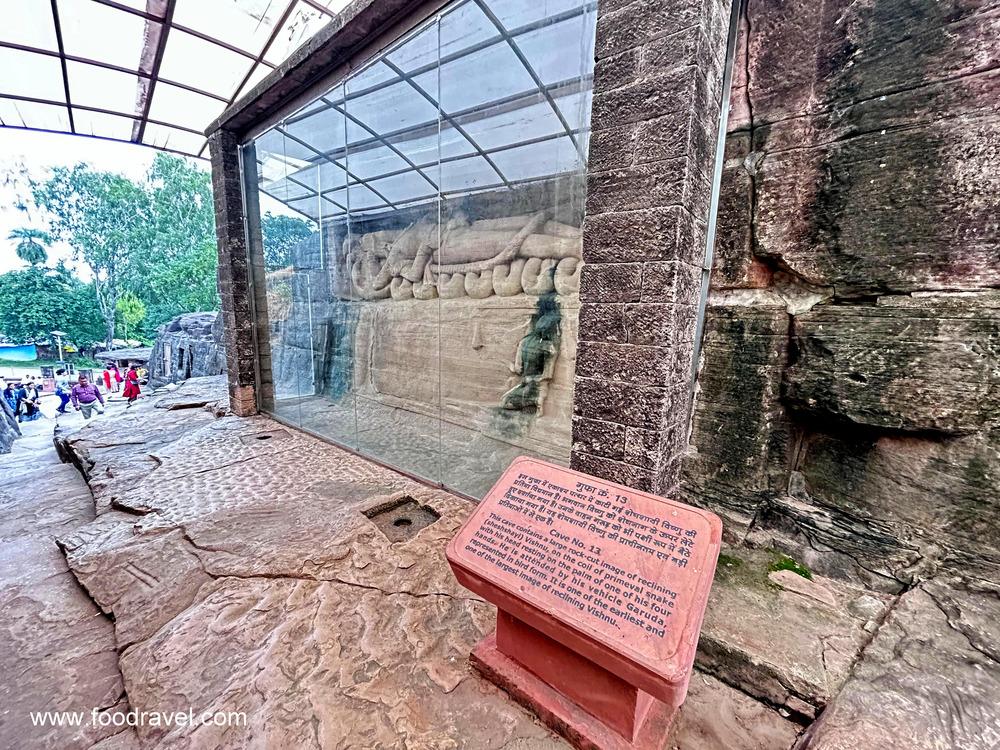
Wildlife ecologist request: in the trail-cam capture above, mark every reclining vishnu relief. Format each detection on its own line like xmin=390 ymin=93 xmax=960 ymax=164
xmin=343 ymin=210 xmax=583 ymax=301
xmin=263 ymin=201 xmax=583 ymax=484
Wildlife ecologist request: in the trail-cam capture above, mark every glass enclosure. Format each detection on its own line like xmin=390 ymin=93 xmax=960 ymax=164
xmin=244 ymin=0 xmax=597 ymax=498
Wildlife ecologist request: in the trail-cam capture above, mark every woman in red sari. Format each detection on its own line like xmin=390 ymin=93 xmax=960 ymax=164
xmin=122 ymin=364 xmax=141 ymax=407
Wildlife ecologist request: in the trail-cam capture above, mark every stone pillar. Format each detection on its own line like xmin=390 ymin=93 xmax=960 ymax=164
xmin=208 ymin=129 xmax=259 ymax=417
xmin=571 ymin=0 xmax=734 ymax=494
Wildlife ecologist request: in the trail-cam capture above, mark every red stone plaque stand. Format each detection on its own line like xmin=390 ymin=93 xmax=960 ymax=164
xmin=446 ymin=457 xmax=722 ymax=749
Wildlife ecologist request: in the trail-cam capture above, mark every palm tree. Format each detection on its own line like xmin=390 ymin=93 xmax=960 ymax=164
xmin=8 ymin=227 xmax=51 ymax=266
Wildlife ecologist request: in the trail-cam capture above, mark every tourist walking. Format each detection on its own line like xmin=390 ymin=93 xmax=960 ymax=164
xmin=102 ymin=367 xmax=113 ymax=394
xmin=123 ymin=364 xmax=141 ymax=407
xmin=112 ymin=365 xmax=123 ymax=393
xmin=71 ymin=373 xmax=105 ymax=420
xmin=55 ymin=368 xmax=71 ymax=414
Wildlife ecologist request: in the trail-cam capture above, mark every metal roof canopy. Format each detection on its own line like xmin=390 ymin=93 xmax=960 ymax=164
xmin=0 ymin=0 xmax=350 ymax=158
xmin=241 ymin=0 xmax=598 ymax=223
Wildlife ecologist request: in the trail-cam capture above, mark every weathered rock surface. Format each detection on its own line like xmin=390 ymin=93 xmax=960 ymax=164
xmin=670 ymin=671 xmax=800 ymax=750
xmin=683 ymin=302 xmax=791 ymax=537
xmin=148 ymin=312 xmax=226 ymax=388
xmin=796 ymin=577 xmax=1000 ymax=750
xmin=696 ymin=547 xmax=892 ymax=719
xmin=747 ymin=0 xmax=1000 ymax=295
xmin=0 ymin=422 xmax=128 ymax=749
xmin=784 ymin=293 xmax=1000 ymax=434
xmin=0 ymin=396 xmax=19 ymax=454
xmin=52 ymin=377 xmax=806 ymax=749
xmin=56 ymin=398 xmax=217 ymax=514
xmin=747 ymin=494 xmax=918 ymax=595
xmin=152 ymin=374 xmax=229 ymax=411
xmin=792 ymin=428 xmax=1000 ymax=583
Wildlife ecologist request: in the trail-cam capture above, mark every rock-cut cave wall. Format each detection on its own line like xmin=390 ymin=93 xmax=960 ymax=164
xmin=682 ymin=0 xmax=1000 ymax=591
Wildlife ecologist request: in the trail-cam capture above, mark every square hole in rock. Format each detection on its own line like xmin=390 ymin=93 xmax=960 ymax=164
xmin=363 ymin=497 xmax=441 ymax=543
xmin=239 ymin=428 xmax=291 ymax=445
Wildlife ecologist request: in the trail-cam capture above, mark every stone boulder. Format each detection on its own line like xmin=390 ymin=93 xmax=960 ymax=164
xmin=0 ymin=397 xmax=20 ymax=454
xmin=148 ymin=311 xmax=226 ymax=387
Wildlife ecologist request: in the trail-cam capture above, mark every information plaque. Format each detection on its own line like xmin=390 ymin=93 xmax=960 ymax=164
xmin=447 ymin=457 xmax=721 ymax=749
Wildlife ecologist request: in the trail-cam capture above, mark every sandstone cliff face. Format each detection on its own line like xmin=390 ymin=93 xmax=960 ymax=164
xmin=683 ymin=0 xmax=1000 ymax=591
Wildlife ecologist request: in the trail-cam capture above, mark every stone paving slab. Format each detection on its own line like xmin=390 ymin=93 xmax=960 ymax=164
xmin=0 ymin=418 xmax=130 ymax=750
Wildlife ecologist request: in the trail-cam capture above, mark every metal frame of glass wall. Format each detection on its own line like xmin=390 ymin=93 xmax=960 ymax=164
xmin=242 ymin=0 xmax=597 ymax=498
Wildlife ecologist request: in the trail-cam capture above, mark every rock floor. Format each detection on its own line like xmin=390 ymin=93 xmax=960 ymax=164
xmin=3 ymin=375 xmax=997 ymax=748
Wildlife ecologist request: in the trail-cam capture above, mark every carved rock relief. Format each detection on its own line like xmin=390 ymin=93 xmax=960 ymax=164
xmin=342 ymin=210 xmax=583 ymax=301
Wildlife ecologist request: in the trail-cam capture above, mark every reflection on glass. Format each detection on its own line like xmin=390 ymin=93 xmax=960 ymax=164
xmin=245 ymin=0 xmax=596 ymax=498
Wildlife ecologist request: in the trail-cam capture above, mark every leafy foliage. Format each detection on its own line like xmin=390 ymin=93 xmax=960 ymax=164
xmin=115 ymin=291 xmax=146 ymax=342
xmin=261 ymin=212 xmax=314 ymax=269
xmin=28 ymin=154 xmax=220 ymax=346
xmin=7 ymin=227 xmax=51 ymax=266
xmin=0 ymin=265 xmax=104 ymax=348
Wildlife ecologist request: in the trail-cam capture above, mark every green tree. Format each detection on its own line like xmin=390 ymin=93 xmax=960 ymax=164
xmin=32 ymin=165 xmax=152 ymax=349
xmin=261 ymin=212 xmax=314 ymax=269
xmin=130 ymin=155 xmax=219 ymax=333
xmin=115 ymin=291 xmax=146 ymax=343
xmin=7 ymin=227 xmax=51 ymax=266
xmin=0 ymin=266 xmax=104 ymax=347
xmin=29 ymin=155 xmax=221 ymax=346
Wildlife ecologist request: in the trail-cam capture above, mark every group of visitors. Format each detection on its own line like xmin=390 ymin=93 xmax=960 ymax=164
xmin=2 ymin=363 xmax=143 ymax=423
xmin=2 ymin=375 xmax=43 ymax=422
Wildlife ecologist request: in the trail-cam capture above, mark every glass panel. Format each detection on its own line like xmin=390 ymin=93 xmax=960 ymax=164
xmin=0 ymin=98 xmax=70 ymax=131
xmin=72 ymin=108 xmax=136 ymax=140
xmin=0 ymin=48 xmax=66 ymax=102
xmin=438 ymin=42 xmax=535 ymax=114
xmin=147 ymin=82 xmax=226 ymax=131
xmin=66 ymin=61 xmax=140 ymax=115
xmin=6 ymin=0 xmax=57 ymax=52
xmin=435 ymin=0 xmax=589 ymax=497
xmin=141 ymin=123 xmax=205 ymax=155
xmin=59 ymin=0 xmax=151 ymax=70
xmin=245 ymin=0 xmax=595 ymax=498
xmin=157 ymin=29 xmax=254 ymax=97
xmin=344 ymin=20 xmax=441 ymax=484
xmin=263 ymin=1 xmax=331 ymax=65
xmin=172 ymin=0 xmax=288 ymax=56
xmin=489 ymin=135 xmax=583 ymax=182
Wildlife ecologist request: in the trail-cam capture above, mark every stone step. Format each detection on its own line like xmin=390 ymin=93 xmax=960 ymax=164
xmin=696 ymin=546 xmax=892 ymax=720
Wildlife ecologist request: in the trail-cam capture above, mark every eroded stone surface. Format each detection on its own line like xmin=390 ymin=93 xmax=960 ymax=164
xmin=0 ymin=421 xmax=128 ymax=749
xmin=754 ymin=424 xmax=998 ymax=594
xmin=670 ymin=671 xmax=800 ymax=750
xmin=152 ymin=374 xmax=229 ymax=411
xmin=55 ymin=378 xmax=807 ymax=749
xmin=784 ymin=294 xmax=1000 ymax=435
xmin=0 ymin=397 xmax=20 ymax=454
xmin=797 ymin=577 xmax=1000 ymax=750
xmin=696 ymin=547 xmax=892 ymax=718
xmin=683 ymin=302 xmax=791 ymax=538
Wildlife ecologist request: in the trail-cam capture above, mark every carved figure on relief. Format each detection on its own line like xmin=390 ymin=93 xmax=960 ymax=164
xmin=346 ymin=210 xmax=583 ymax=301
